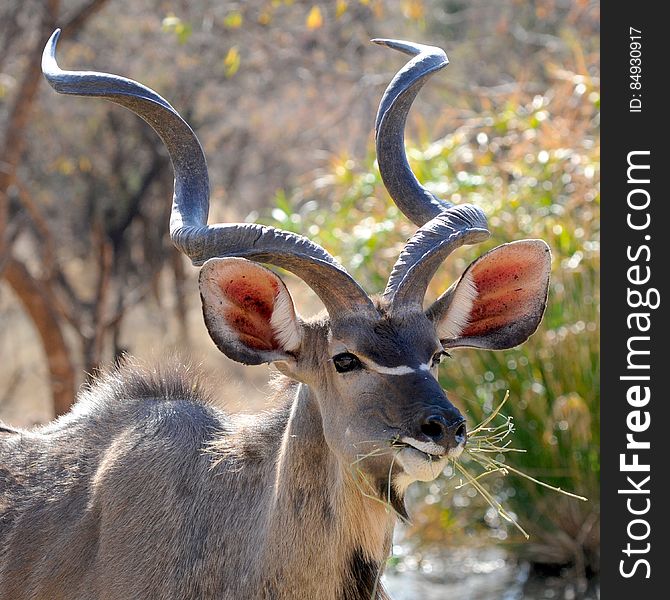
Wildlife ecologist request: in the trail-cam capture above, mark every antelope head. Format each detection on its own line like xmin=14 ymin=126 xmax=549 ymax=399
xmin=42 ymin=32 xmax=550 ymax=511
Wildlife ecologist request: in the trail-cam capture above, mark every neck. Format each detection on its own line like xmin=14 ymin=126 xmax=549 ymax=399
xmin=261 ymin=383 xmax=396 ymax=599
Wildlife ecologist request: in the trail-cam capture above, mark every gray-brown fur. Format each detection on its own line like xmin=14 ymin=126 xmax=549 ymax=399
xmin=1 ymin=359 xmax=395 ymax=599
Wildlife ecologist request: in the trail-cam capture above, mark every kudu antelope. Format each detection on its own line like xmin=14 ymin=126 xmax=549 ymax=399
xmin=0 ymin=31 xmax=551 ymax=599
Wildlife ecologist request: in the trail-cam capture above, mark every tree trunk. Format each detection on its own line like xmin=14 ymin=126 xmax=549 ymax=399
xmin=0 ymin=0 xmax=111 ymax=416
xmin=0 ymin=0 xmax=61 ymax=257
xmin=4 ymin=257 xmax=76 ymax=416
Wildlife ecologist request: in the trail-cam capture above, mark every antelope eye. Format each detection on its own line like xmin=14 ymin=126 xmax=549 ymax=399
xmin=431 ymin=351 xmax=450 ymax=368
xmin=333 ymin=352 xmax=362 ymax=373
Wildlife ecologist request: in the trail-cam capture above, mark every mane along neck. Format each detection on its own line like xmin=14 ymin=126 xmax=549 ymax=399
xmin=260 ymin=383 xmax=396 ymax=599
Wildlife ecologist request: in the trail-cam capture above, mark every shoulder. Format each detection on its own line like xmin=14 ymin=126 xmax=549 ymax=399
xmin=41 ymin=357 xmax=228 ymax=440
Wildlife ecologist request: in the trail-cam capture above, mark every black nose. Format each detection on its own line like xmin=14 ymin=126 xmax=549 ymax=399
xmin=420 ymin=414 xmax=467 ymax=449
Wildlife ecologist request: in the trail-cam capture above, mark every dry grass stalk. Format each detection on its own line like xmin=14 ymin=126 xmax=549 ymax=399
xmin=453 ymin=391 xmax=587 ymax=539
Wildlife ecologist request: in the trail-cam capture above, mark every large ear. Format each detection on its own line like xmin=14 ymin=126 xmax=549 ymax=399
xmin=199 ymin=257 xmax=302 ymax=365
xmin=426 ymin=240 xmax=551 ymax=350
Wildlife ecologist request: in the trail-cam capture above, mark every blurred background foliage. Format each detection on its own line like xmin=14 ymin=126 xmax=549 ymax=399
xmin=1 ymin=0 xmax=598 ymax=595
xmin=268 ymin=43 xmax=600 ymax=571
xmin=264 ymin=1 xmax=599 ymax=582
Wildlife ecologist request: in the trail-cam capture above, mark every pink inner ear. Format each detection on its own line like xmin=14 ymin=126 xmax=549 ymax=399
xmin=460 ymin=246 xmax=548 ymax=338
xmin=217 ymin=267 xmax=280 ymax=351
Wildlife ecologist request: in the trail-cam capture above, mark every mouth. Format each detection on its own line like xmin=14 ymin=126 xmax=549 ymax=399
xmin=395 ymin=435 xmax=465 ymax=460
xmin=391 ymin=436 xmax=465 ymax=490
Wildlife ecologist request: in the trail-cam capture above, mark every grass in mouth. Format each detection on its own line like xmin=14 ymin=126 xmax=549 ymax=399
xmin=454 ymin=391 xmax=588 ymax=539
xmin=349 ymin=393 xmax=588 ymax=540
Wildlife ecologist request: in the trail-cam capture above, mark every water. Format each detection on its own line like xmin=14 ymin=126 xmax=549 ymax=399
xmin=382 ymin=547 xmax=600 ymax=600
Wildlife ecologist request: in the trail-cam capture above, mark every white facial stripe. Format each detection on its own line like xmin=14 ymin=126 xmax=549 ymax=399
xmin=367 ymin=363 xmax=414 ymax=375
xmin=400 ymin=436 xmax=446 ymax=457
xmin=365 ymin=359 xmax=432 ymax=376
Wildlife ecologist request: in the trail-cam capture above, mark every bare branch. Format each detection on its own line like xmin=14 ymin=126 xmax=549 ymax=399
xmin=3 ymin=255 xmax=76 ymax=415
xmin=88 ymin=223 xmax=113 ymax=374
xmin=0 ymin=0 xmax=60 ymax=263
xmin=13 ymin=177 xmax=85 ymax=330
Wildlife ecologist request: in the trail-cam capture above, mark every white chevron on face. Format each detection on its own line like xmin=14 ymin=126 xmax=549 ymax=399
xmin=364 ymin=359 xmax=431 ymax=376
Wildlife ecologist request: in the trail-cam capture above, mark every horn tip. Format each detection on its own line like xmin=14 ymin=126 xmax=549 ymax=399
xmin=371 ymin=38 xmax=421 ymax=56
xmin=46 ymin=28 xmax=62 ymax=53
xmin=371 ymin=38 xmax=447 ymax=64
xmin=42 ymin=29 xmax=62 ymax=76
